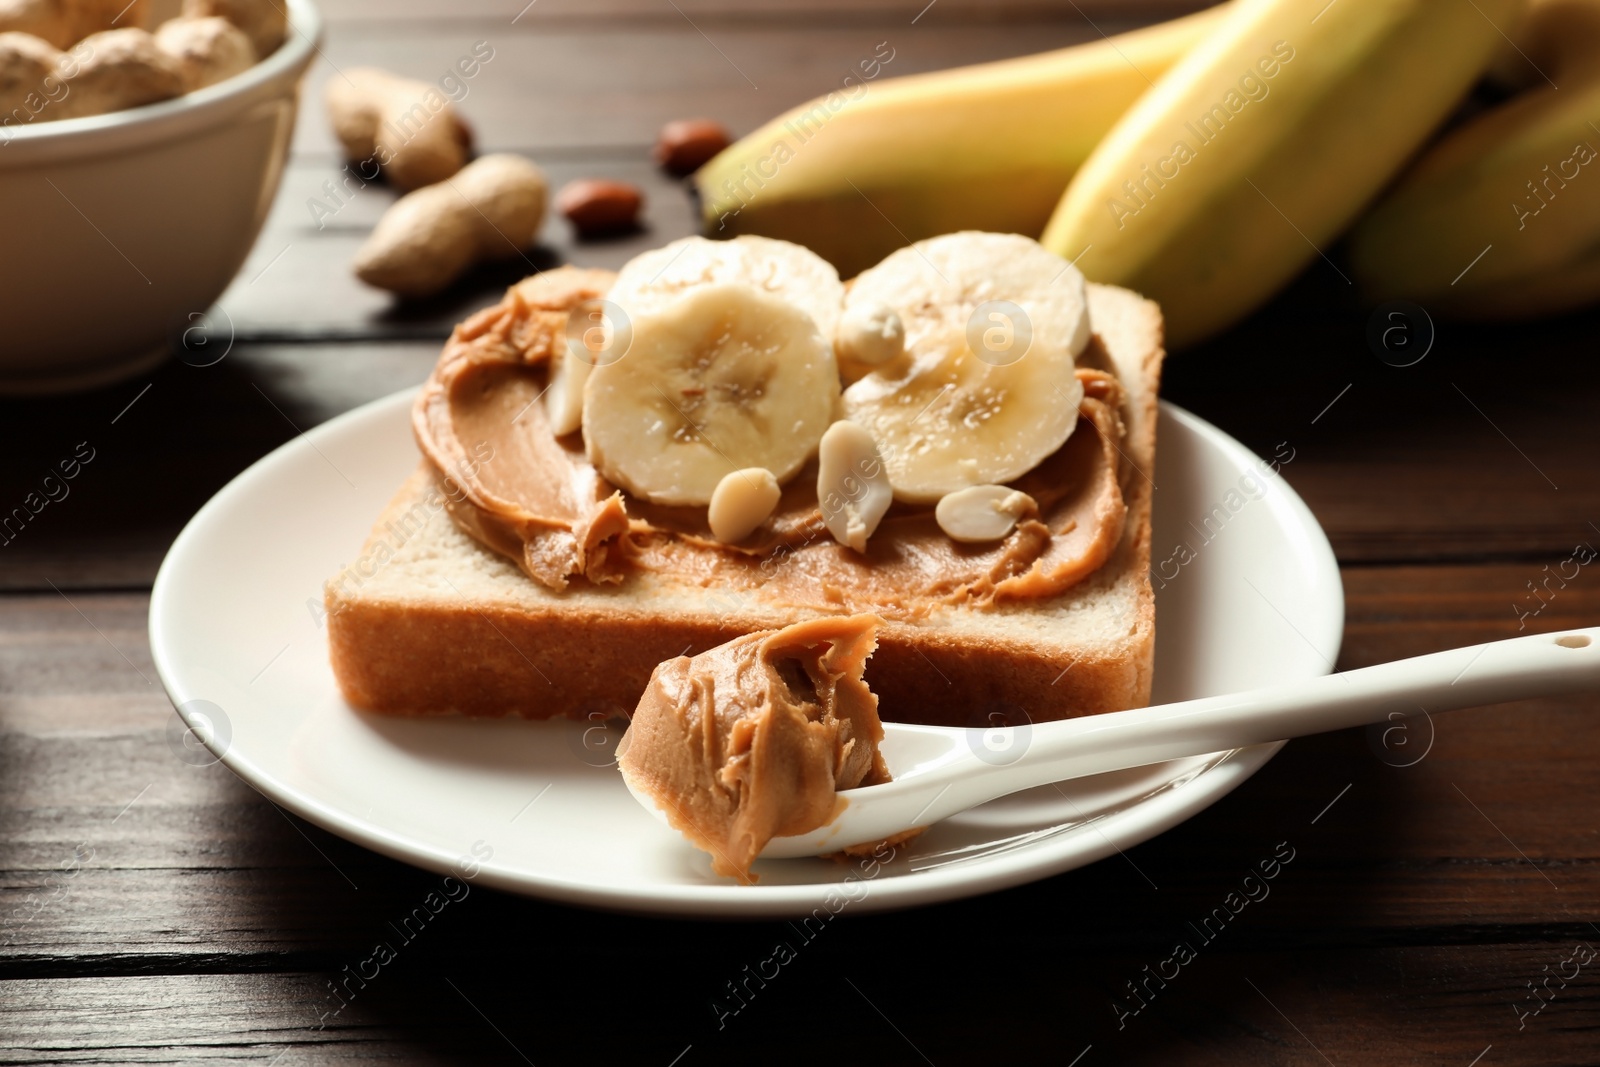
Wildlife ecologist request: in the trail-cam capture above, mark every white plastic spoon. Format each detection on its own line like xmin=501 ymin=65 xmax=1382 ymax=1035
xmin=623 ymin=627 xmax=1600 ymax=860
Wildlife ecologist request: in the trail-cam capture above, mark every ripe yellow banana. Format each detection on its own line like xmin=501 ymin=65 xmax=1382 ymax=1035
xmin=1348 ymin=0 xmax=1600 ymax=318
xmin=693 ymin=6 xmax=1228 ymax=278
xmin=1040 ymin=0 xmax=1518 ymax=348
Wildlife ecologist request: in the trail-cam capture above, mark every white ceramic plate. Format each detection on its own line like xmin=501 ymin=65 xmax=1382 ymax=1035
xmin=149 ymin=390 xmax=1342 ymax=917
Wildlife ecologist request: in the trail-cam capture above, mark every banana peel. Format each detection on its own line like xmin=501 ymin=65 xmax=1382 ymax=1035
xmin=1349 ymin=0 xmax=1600 ymax=319
xmin=1041 ymin=0 xmax=1519 ymax=348
xmin=693 ymin=6 xmax=1228 ymax=279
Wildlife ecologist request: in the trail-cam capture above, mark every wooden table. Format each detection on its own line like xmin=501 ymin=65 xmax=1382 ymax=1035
xmin=4 ymin=2 xmax=1598 ymax=1063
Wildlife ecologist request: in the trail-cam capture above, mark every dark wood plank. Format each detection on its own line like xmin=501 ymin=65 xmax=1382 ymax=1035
xmin=1167 ymin=269 xmax=1600 ymax=565
xmin=0 ymin=341 xmax=439 ymax=592
xmin=288 ymin=17 xmax=1128 ymax=159
xmin=0 ymin=973 xmax=526 ymax=1064
xmin=1 ymin=944 xmax=1596 ymax=1064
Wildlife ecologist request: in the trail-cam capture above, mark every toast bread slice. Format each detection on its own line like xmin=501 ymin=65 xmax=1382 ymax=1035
xmin=325 ymin=283 xmax=1163 ymax=728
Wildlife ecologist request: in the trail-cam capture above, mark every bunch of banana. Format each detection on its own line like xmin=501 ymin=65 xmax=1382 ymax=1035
xmin=1039 ymin=0 xmax=1519 ymax=347
xmin=1348 ymin=0 xmax=1600 ymax=319
xmin=693 ymin=6 xmax=1228 ymax=279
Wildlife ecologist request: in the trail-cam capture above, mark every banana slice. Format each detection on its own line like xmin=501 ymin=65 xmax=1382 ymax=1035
xmin=607 ymin=235 xmax=845 ymax=339
xmin=583 ymin=283 xmax=840 ymax=506
xmin=544 ymin=347 xmax=589 ymax=437
xmin=842 ymin=323 xmax=1084 ymax=504
xmin=846 ymin=231 xmax=1091 ymax=357
xmin=840 ymin=232 xmax=1089 ymax=504
xmin=545 ymin=299 xmax=631 ymax=436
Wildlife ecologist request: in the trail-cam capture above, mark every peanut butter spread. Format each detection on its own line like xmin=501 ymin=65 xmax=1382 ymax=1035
xmin=413 ymin=268 xmax=1131 ymax=621
xmin=617 ymin=614 xmax=889 ymax=882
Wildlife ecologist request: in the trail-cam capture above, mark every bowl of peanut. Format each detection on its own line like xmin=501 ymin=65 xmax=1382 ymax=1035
xmin=0 ymin=0 xmax=320 ymax=392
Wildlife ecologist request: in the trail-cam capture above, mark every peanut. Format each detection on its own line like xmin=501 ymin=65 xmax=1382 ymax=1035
xmin=834 ymin=300 xmax=904 ymax=373
xmin=353 ymin=153 xmax=548 ymax=299
xmin=326 ymin=66 xmax=473 ymax=192
xmin=0 ymin=0 xmax=150 ymax=49
xmin=555 ymin=178 xmax=642 ymax=238
xmin=0 ymin=0 xmax=70 ymax=48
xmin=708 ymin=468 xmax=781 ymax=544
xmin=816 ymin=421 xmax=892 ymax=552
xmin=934 ymin=485 xmax=1037 ymax=543
xmin=180 ymin=0 xmax=281 ymax=58
xmin=53 ymin=27 xmax=182 ymax=119
xmin=155 ymin=15 xmax=252 ymax=91
xmin=654 ymin=117 xmax=730 ymax=176
xmin=0 ymin=30 xmax=63 ymax=115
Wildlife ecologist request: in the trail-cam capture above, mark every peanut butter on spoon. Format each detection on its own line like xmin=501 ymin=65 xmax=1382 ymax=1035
xmin=618 ymin=614 xmax=891 ymax=883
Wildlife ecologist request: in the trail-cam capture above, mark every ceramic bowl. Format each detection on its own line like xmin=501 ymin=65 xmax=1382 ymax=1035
xmin=0 ymin=0 xmax=321 ymax=393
